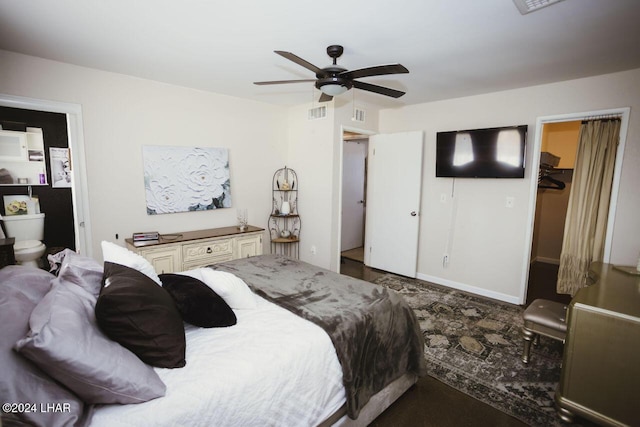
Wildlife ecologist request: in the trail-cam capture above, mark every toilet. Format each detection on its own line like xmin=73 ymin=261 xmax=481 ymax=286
xmin=2 ymin=213 xmax=46 ymax=268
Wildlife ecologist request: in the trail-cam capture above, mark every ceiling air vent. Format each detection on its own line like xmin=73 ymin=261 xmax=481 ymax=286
xmin=512 ymin=0 xmax=565 ymax=14
xmin=308 ymin=105 xmax=327 ymax=120
xmin=352 ymin=108 xmax=366 ymax=123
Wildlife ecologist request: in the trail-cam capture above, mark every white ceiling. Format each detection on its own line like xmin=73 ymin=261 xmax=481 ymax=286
xmin=1 ymin=0 xmax=640 ymax=108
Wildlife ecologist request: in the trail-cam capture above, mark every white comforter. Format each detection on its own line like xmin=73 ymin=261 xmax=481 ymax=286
xmin=90 ymin=294 xmax=346 ymax=427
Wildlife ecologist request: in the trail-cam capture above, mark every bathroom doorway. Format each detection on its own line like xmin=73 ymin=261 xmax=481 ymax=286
xmin=0 ymin=93 xmax=91 ymax=258
xmin=0 ymin=107 xmax=76 ymax=253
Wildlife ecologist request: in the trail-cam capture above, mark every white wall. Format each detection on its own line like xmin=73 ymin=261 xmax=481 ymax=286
xmin=0 ymin=50 xmax=288 ymax=259
xmin=285 ymin=97 xmax=380 ymax=270
xmin=285 ymin=103 xmax=336 ymax=268
xmin=379 ymin=68 xmax=640 ymax=303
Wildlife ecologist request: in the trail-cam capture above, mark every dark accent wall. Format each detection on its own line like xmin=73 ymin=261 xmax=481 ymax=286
xmin=0 ymin=107 xmax=75 ymax=250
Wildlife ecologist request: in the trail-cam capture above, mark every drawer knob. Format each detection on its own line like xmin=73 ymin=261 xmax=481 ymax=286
xmin=206 ymin=247 xmax=212 ymax=254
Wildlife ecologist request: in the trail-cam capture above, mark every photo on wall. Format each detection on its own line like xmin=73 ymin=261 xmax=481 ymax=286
xmin=50 ymin=147 xmax=72 ymax=188
xmin=142 ymin=145 xmax=231 ymax=215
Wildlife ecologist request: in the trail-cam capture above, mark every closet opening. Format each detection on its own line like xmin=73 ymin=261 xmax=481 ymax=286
xmin=527 ymin=121 xmax=578 ymax=305
xmin=524 ymin=108 xmax=628 ymax=305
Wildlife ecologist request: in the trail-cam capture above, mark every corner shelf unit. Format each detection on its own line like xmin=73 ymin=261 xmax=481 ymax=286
xmin=269 ymin=166 xmax=300 ymax=258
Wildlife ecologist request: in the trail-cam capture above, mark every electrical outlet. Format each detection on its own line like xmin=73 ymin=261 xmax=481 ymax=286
xmin=310 ymin=245 xmax=317 ymax=255
xmin=443 ymin=254 xmax=449 ymax=266
xmin=440 ymin=193 xmax=447 ymax=203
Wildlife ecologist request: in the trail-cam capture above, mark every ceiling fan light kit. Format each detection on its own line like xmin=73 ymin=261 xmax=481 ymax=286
xmin=254 ymin=45 xmax=409 ymax=102
xmin=317 ymin=78 xmax=352 ymax=96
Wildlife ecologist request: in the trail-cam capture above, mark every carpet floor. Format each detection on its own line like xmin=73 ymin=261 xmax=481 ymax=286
xmin=372 ymin=273 xmax=586 ymax=427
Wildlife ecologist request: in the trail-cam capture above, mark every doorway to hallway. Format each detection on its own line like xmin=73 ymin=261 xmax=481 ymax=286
xmin=340 ymin=131 xmax=368 ymax=265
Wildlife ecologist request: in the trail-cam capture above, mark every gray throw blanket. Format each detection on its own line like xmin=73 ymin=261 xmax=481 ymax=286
xmin=213 ymin=254 xmax=426 ymax=419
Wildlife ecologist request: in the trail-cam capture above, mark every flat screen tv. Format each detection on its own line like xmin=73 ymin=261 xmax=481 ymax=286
xmin=436 ymin=125 xmax=527 ymax=178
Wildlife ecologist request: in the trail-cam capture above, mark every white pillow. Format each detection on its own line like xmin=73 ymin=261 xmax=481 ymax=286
xmin=176 ymin=268 xmax=205 ymax=282
xmin=199 ymin=269 xmax=257 ymax=309
xmin=101 ymin=241 xmax=161 ymax=286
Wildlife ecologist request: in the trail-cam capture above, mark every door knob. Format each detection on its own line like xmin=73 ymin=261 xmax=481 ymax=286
xmin=410 ymin=211 xmax=417 ymax=216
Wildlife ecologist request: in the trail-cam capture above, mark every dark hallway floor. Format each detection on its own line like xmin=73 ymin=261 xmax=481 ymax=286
xmin=525 ymin=261 xmax=572 ymax=306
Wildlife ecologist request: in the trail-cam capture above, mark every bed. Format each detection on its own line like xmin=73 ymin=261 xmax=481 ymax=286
xmin=0 ymin=249 xmax=425 ymax=427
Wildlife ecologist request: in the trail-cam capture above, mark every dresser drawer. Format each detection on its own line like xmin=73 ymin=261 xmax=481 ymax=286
xmin=183 ymin=254 xmax=235 ymax=271
xmin=182 ymin=238 xmax=233 ymax=263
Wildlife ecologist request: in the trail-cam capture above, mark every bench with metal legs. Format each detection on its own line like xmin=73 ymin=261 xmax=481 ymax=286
xmin=522 ymin=299 xmax=567 ymax=364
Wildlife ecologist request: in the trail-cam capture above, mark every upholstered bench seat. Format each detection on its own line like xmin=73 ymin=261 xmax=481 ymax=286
xmin=521 ymin=298 xmax=567 ymax=364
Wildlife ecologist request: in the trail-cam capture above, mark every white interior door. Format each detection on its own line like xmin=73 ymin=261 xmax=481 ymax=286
xmin=341 ymin=140 xmax=367 ymax=251
xmin=364 ymin=131 xmax=423 ymax=278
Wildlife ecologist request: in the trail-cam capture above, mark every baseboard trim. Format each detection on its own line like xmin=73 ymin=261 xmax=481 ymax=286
xmin=532 ymin=256 xmax=560 ymax=265
xmin=416 ymin=273 xmax=521 ymax=305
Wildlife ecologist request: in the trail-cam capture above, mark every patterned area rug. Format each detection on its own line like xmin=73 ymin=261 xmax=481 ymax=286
xmin=373 ymin=274 xmax=582 ymax=427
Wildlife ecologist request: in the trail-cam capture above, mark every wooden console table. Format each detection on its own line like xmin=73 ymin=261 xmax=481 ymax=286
xmin=555 ymin=262 xmax=640 ymax=426
xmin=125 ymin=225 xmax=264 ymax=274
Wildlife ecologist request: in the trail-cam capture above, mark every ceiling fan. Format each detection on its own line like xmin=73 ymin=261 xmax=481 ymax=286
xmin=254 ymin=45 xmax=409 ymax=102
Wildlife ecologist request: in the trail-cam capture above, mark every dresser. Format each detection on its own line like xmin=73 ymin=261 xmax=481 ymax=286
xmin=555 ymin=262 xmax=640 ymax=426
xmin=125 ymin=226 xmax=264 ymax=274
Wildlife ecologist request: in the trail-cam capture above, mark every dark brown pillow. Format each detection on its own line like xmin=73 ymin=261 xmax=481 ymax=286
xmin=96 ymin=262 xmax=186 ymax=368
xmin=159 ymin=274 xmax=237 ymax=328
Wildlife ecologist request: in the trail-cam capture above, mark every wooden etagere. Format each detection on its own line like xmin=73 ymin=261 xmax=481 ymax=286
xmin=269 ymin=166 xmax=300 ymax=258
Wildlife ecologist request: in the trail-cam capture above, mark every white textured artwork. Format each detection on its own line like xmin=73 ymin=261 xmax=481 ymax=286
xmin=143 ymin=146 xmax=231 ymax=215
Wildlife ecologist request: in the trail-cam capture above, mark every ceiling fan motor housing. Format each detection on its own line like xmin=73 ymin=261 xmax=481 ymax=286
xmin=326 ymin=45 xmax=344 ymax=62
xmin=315 ymin=65 xmax=352 ymax=91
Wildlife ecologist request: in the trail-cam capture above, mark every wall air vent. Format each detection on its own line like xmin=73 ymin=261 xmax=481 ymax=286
xmin=308 ymin=105 xmax=327 ymax=120
xmin=352 ymin=108 xmax=366 ymax=123
xmin=512 ymin=0 xmax=565 ymax=14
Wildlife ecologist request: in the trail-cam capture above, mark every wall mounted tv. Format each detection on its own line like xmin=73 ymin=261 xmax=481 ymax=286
xmin=436 ymin=125 xmax=527 ymax=178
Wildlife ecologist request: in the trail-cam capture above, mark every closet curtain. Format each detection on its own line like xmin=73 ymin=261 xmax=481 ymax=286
xmin=557 ymin=119 xmax=620 ymax=296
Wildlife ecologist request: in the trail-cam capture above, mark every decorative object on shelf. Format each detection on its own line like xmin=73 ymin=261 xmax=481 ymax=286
xmin=142 ymin=145 xmax=231 ymax=215
xmin=236 ymin=208 xmax=248 ymax=232
xmin=269 ymin=166 xmax=300 ymax=259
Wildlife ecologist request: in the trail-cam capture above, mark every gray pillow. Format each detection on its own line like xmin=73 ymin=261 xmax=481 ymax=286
xmin=15 ymin=280 xmax=166 ymax=404
xmin=0 ymin=266 xmax=92 ymax=427
xmin=49 ymin=248 xmax=104 ymax=297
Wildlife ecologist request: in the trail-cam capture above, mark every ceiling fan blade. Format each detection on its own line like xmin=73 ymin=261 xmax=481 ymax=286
xmin=254 ymin=79 xmax=316 ymax=85
xmin=353 ymin=80 xmax=406 ymax=98
xmin=341 ymin=64 xmax=409 ymax=80
xmin=319 ymin=93 xmax=333 ymax=103
xmin=275 ymin=51 xmax=323 ymax=74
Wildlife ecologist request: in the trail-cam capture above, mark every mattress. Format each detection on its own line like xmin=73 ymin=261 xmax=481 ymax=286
xmin=89 ymin=294 xmax=346 ymax=427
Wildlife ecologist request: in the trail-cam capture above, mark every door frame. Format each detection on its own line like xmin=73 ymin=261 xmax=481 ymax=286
xmin=0 ymin=93 xmax=92 ymax=256
xmin=336 ymin=125 xmax=376 ymax=273
xmin=520 ymin=107 xmax=630 ymax=303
